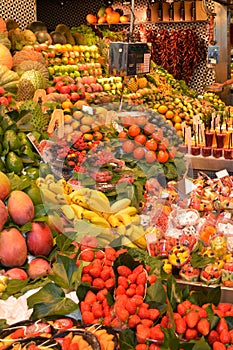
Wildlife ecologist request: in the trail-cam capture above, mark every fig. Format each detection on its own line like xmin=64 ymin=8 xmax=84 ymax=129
xmin=5 ymin=267 xmax=28 ymax=280
xmin=0 ymin=200 xmax=8 ymax=231
xmin=8 ymin=190 xmax=34 ymax=225
xmin=26 ymin=222 xmax=54 ymax=256
xmin=27 ymin=257 xmax=51 ymax=279
xmin=0 ymin=171 xmax=11 ymax=201
xmin=0 ymin=228 xmax=27 ymax=267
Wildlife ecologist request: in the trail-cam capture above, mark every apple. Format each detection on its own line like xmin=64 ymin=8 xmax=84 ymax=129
xmin=0 ymin=87 xmax=5 ymax=95
xmin=60 ymin=85 xmax=71 ymax=94
xmin=68 ymin=83 xmax=78 ymax=92
xmin=70 ymin=92 xmax=80 ymax=101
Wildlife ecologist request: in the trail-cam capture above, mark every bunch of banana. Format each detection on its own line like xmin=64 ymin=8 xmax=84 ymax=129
xmin=0 ymin=275 xmax=8 ymax=295
xmin=35 ymin=174 xmax=73 ymax=205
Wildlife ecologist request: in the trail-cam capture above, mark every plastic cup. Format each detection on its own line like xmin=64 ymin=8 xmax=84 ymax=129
xmin=224 ymin=148 xmax=233 ymax=159
xmin=205 ymin=131 xmax=214 ymax=147
xmin=191 ymin=146 xmax=200 ymax=156
xmin=202 ymin=146 xmax=212 ymax=157
xmin=216 ymin=133 xmax=226 ymax=149
xmin=213 ymin=147 xmax=222 ymax=158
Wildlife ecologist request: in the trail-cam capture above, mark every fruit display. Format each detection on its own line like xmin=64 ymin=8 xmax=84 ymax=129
xmin=86 ymin=6 xmax=129 ymax=25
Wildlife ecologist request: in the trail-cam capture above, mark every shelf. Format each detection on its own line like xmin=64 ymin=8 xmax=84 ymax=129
xmin=185 ymin=154 xmax=233 ymax=172
xmin=93 ymin=20 xmax=208 ymax=26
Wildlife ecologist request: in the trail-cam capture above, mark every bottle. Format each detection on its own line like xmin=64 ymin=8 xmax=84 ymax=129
xmin=146 ymin=2 xmax=152 ymax=21
xmin=158 ymin=1 xmax=163 ymax=21
xmin=191 ymin=1 xmax=196 ymax=21
xmin=180 ymin=0 xmax=185 ymax=21
xmin=169 ymin=2 xmax=174 ymax=21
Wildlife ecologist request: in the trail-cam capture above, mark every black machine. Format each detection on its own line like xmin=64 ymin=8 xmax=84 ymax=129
xmin=109 ymin=42 xmax=151 ymax=76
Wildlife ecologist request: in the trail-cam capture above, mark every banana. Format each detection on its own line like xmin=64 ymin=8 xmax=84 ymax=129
xmin=60 ymin=204 xmax=75 ymax=220
xmin=70 ymin=188 xmax=92 ymax=199
xmin=70 ymin=204 xmax=85 ymax=219
xmin=71 ymin=194 xmax=89 ymax=209
xmin=56 ymin=193 xmax=70 ymax=205
xmin=64 ymin=182 xmax=73 ymax=195
xmin=91 ymin=189 xmax=109 ymax=203
xmin=40 ymin=188 xmax=58 ymax=204
xmin=117 ymin=226 xmax=127 ymax=235
xmin=90 ymin=216 xmax=111 ymax=228
xmin=44 ymin=174 xmax=55 ymax=184
xmin=108 ymin=214 xmax=123 ymax=228
xmin=121 ymin=236 xmax=138 ymax=248
xmin=110 ymin=198 xmax=131 ymax=213
xmin=115 ymin=213 xmax=132 ymax=226
xmin=35 ymin=177 xmax=46 ymax=187
xmin=48 ymin=182 xmax=65 ymax=195
xmin=97 ymin=237 xmax=112 ymax=247
xmin=117 ymin=206 xmax=138 ymax=216
xmin=130 ymin=214 xmax=141 ymax=225
xmin=132 ymin=235 xmax=147 ymax=249
xmin=88 ymin=197 xmax=111 ymax=213
xmin=83 ymin=209 xmax=102 ymax=221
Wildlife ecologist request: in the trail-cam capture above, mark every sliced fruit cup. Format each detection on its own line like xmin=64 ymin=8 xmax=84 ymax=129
xmin=84 ymin=324 xmax=118 ymax=350
xmin=44 ymin=316 xmax=78 ymax=333
xmin=168 ymin=245 xmax=191 ymax=269
xmin=221 ymin=263 xmax=233 ymax=287
xmin=3 ymin=337 xmax=61 ymax=350
xmin=53 ymin=329 xmax=101 ymax=350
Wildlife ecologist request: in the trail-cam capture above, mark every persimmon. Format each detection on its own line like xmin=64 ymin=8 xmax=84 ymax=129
xmin=143 ymin=123 xmax=155 ymax=135
xmin=118 ymin=130 xmax=128 ymax=140
xmin=134 ymin=134 xmax=147 ymax=145
xmin=145 ymin=139 xmax=157 ymax=151
xmin=145 ymin=150 xmax=157 ymax=163
xmin=86 ymin=14 xmax=98 ymax=24
xmin=133 ymin=147 xmax=145 ymax=160
xmin=122 ymin=140 xmax=135 ymax=153
xmin=158 ymin=105 xmax=168 ymax=114
xmin=128 ymin=124 xmax=141 ymax=137
xmin=157 ymin=150 xmax=169 ymax=163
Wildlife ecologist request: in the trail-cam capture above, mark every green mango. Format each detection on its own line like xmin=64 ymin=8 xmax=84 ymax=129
xmin=6 ymin=151 xmax=24 ymax=174
xmin=24 ymin=167 xmax=39 ymax=180
xmin=3 ymin=130 xmax=20 ymax=151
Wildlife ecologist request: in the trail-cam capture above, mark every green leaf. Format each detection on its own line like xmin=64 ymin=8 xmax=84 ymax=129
xmin=192 ymin=337 xmax=211 ymax=350
xmin=128 ymin=248 xmax=163 ymax=275
xmin=20 ymin=222 xmax=32 ymax=233
xmin=161 ymin=328 xmax=180 ymax=350
xmin=166 ymin=275 xmax=183 ymax=310
xmin=76 ymin=283 xmax=95 ymax=302
xmin=119 ymin=328 xmax=136 ymax=350
xmin=34 ymin=205 xmax=48 ymax=219
xmin=113 ymin=252 xmax=140 ymax=272
xmin=146 ymin=279 xmax=167 ymax=306
xmin=27 ymin=282 xmax=78 ymax=319
xmin=56 ymin=234 xmax=74 ymax=254
xmin=48 ymin=255 xmax=78 ymax=290
xmin=189 ymin=286 xmax=221 ymax=307
xmin=190 ymin=253 xmax=215 ymax=269
xmin=4 ymin=278 xmax=30 ymax=297
xmin=225 ymin=316 xmax=233 ymax=330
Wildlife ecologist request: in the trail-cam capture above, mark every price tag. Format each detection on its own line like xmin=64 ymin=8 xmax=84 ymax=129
xmin=216 ymin=169 xmax=229 ymax=179
xmin=82 ymin=105 xmax=93 ymax=115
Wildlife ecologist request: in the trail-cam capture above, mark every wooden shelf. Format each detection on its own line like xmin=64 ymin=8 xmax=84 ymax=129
xmin=185 ymin=154 xmax=233 ymax=173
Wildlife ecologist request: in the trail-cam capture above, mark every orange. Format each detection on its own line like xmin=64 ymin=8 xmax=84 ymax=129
xmin=173 ymin=115 xmax=182 ymax=123
xmin=128 ymin=124 xmax=141 ymax=137
xmin=62 ymin=100 xmax=73 ymax=109
xmin=174 ymin=122 xmax=182 ymax=131
xmin=157 ymin=105 xmax=168 ymax=114
xmin=165 ymin=110 xmax=174 ymax=119
xmin=145 ymin=139 xmax=157 ymax=151
xmin=157 ymin=150 xmax=169 ymax=163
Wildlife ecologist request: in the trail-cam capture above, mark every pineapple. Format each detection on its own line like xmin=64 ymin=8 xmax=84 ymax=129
xmin=127 ymin=76 xmax=138 ymax=92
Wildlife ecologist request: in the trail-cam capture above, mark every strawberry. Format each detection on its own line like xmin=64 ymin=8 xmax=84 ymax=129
xmin=141 ymin=319 xmax=153 ymax=328
xmin=175 ymin=318 xmax=187 ymax=335
xmin=89 ymin=267 xmax=101 ymax=278
xmin=136 ymin=324 xmax=151 ymax=343
xmin=197 ymin=318 xmax=210 ymax=336
xmin=82 ymin=264 xmax=92 ymax=273
xmin=102 ymin=315 xmax=111 ymax=327
xmin=148 ymin=308 xmax=160 ymax=321
xmin=133 ymin=265 xmax=144 ymax=275
xmin=135 ymin=344 xmax=148 ymax=350
xmin=80 ymin=301 xmax=91 ymax=312
xmin=136 ymin=284 xmax=145 ymax=296
xmin=217 ymin=303 xmax=232 ymax=314
xmin=82 ymin=310 xmax=95 ymax=324
xmin=125 ymin=300 xmax=137 ymax=315
xmin=136 ymin=271 xmax=147 ymax=285
xmin=219 ymin=329 xmax=231 ymax=344
xmin=105 ymin=278 xmax=115 ymax=290
xmin=111 ymin=316 xmax=122 ymax=329
xmin=216 ymin=318 xmax=229 ymax=334
xmin=131 ymin=283 xmax=137 ymax=289
xmin=115 ymin=248 xmax=128 ymax=257
xmin=149 ymin=344 xmax=161 ymax=350
xmin=103 ymin=305 xmax=110 ymax=317
xmin=115 ymin=285 xmax=126 ymax=296
xmin=96 ymin=288 xmax=108 ymax=302
xmin=177 ymin=303 xmax=187 ymax=316
xmin=117 ymin=265 xmax=132 ymax=277
xmin=95 ymin=250 xmax=105 ymax=259
xmin=212 ymin=341 xmax=227 ymax=350
xmin=198 ymin=307 xmax=208 ymax=319
xmin=92 ymin=278 xmax=105 ymax=289
xmin=173 ymin=312 xmax=182 ymax=320
xmin=118 ymin=275 xmax=129 ymax=289
xmin=92 ymin=301 xmax=103 ymax=319
xmin=81 ymin=274 xmax=92 ymax=283
xmin=229 ymin=329 xmax=233 ymax=343
xmin=105 ymin=246 xmax=116 ymax=261
xmin=104 ymin=259 xmax=113 ymax=266
xmin=185 ymin=328 xmax=198 ymax=340
xmin=215 ymin=310 xmax=225 ymax=318
xmin=128 ymin=314 xmax=141 ymax=328
xmin=84 ymin=290 xmax=96 ymax=304
xmin=80 ymin=249 xmax=95 ymax=262
xmin=128 ymin=273 xmax=137 ymax=283
xmin=115 ymin=294 xmax=128 ymax=306
xmin=138 ymin=306 xmax=150 ymax=319
xmin=147 ymin=274 xmax=157 ymax=285
xmin=115 ymin=305 xmax=129 ymax=322
xmin=208 ymin=330 xmax=219 ymax=345
xmin=126 ymin=288 xmax=136 ymax=297
xmin=150 ymin=325 xmax=164 ymax=341
xmin=100 ymin=267 xmax=111 ymax=281
xmin=183 ymin=300 xmax=192 ymax=309
xmin=227 ymin=346 xmax=233 ymax=350
xmin=160 ymin=315 xmax=168 ymax=328
xmin=92 ymin=259 xmax=103 ymax=268
xmin=185 ymin=310 xmax=200 ymax=328
xmin=131 ymin=295 xmax=144 ymax=306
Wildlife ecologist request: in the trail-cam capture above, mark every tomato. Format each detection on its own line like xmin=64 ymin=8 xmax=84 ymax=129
xmin=145 ymin=139 xmax=157 ymax=151
xmin=134 ymin=134 xmax=147 ymax=145
xmin=128 ymin=124 xmax=141 ymax=137
xmin=53 ymin=318 xmax=74 ymax=330
xmin=143 ymin=123 xmax=155 ymax=135
xmin=145 ymin=150 xmax=157 ymax=163
xmin=122 ymin=139 xmax=135 ymax=153
xmin=118 ymin=130 xmax=128 ymax=140
xmin=157 ymin=150 xmax=169 ymax=163
xmin=133 ymin=147 xmax=145 ymax=160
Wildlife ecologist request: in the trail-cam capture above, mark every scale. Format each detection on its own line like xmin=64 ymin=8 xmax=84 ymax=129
xmin=109 ymin=0 xmax=151 ymax=76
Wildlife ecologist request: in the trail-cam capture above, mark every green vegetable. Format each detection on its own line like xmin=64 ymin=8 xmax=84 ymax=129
xmin=6 ymin=151 xmax=24 ymax=174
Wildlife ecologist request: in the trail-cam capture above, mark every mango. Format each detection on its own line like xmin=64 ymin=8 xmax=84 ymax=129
xmin=26 ymin=222 xmax=54 ymax=256
xmin=0 ymin=228 xmax=27 ymax=267
xmin=0 ymin=200 xmax=8 ymax=231
xmin=5 ymin=268 xmax=28 ymax=280
xmin=0 ymin=171 xmax=11 ymax=201
xmin=8 ymin=190 xmax=34 ymax=225
xmin=27 ymin=257 xmax=51 ymax=279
